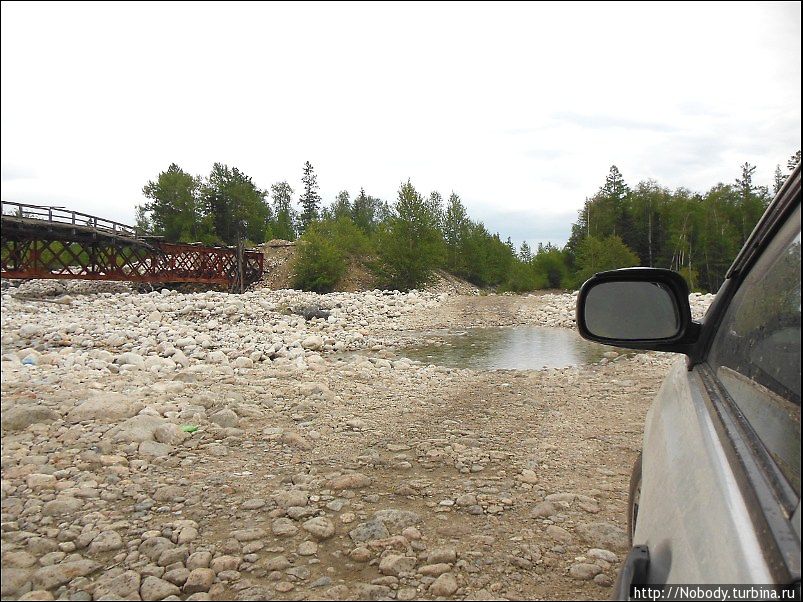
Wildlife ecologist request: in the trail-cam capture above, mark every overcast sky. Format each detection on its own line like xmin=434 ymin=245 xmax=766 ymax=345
xmin=1 ymin=1 xmax=800 ymax=246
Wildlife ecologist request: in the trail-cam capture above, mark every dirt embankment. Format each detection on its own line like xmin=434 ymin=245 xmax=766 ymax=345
xmin=1 ymin=287 xmax=711 ymax=601
xmin=254 ymin=240 xmax=481 ymax=295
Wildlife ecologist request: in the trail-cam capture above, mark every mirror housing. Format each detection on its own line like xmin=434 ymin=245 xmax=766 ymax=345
xmin=576 ymin=268 xmax=701 ymax=354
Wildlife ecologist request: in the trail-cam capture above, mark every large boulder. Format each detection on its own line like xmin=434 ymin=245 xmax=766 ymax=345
xmin=295 ymin=305 xmax=331 ymax=321
xmin=107 ymin=414 xmax=166 ymax=443
xmin=115 ymin=352 xmax=145 ymax=369
xmin=373 ymin=509 xmax=421 ymax=533
xmin=576 ymin=522 xmax=629 ymax=551
xmin=1 ymin=406 xmax=59 ymax=432
xmin=209 ymin=408 xmax=239 ymax=428
xmin=301 ymin=335 xmax=325 ymax=351
xmin=66 ymin=391 xmax=142 ymax=423
xmin=32 ymin=560 xmax=100 ymax=590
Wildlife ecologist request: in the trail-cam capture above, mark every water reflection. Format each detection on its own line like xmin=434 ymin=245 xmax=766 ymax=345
xmin=404 ymin=327 xmax=613 ymax=370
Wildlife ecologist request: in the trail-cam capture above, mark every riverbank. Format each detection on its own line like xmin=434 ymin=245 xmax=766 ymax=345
xmin=1 ymin=283 xmax=713 ymax=601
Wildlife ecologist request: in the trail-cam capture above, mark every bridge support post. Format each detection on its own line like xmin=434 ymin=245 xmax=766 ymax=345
xmin=31 ymin=240 xmax=41 ymax=275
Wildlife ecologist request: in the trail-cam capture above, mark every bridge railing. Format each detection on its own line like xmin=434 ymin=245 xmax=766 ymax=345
xmin=1 ymin=201 xmax=266 ymax=288
xmin=1 ymin=201 xmax=142 ymax=239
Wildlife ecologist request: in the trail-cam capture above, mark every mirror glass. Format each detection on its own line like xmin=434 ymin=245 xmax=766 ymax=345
xmin=584 ymin=281 xmax=681 ymax=340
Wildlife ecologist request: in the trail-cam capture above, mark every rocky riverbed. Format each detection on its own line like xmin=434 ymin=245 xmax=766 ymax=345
xmin=1 ymin=281 xmax=714 ymax=601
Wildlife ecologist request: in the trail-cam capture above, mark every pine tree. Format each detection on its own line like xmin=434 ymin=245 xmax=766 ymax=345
xmin=299 ymin=161 xmax=321 ymax=233
xmin=773 ymin=164 xmax=786 ymax=194
xmin=602 ymin=165 xmax=629 ymax=201
xmin=134 ymin=205 xmax=152 ymax=234
xmin=352 ymin=187 xmax=383 ymax=233
xmin=604 ymin=165 xmax=637 ymax=249
xmin=579 ymin=166 xmax=632 ymax=243
xmin=270 ymin=181 xmax=297 ymax=241
xmin=519 ymin=241 xmax=533 ymax=263
xmin=734 ymin=162 xmax=757 ymax=199
xmin=442 ymin=192 xmax=470 ymax=275
xmin=332 ymin=190 xmax=352 ymax=219
xmin=733 ymin=162 xmax=766 ymax=244
xmin=427 ymin=191 xmax=444 ymax=229
xmin=375 ymin=180 xmax=444 ymax=290
xmin=788 ymin=150 xmax=801 ymax=172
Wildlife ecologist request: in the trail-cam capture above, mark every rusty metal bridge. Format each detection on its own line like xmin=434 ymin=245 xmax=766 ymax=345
xmin=1 ymin=201 xmax=264 ymax=290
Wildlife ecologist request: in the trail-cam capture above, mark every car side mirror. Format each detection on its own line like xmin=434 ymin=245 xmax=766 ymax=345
xmin=576 ymin=268 xmax=700 ymax=354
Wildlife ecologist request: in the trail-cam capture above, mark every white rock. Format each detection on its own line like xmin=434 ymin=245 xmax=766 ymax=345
xmin=234 ymin=356 xmax=253 ymax=369
xmin=19 ymin=324 xmax=43 ymax=338
xmin=116 ymin=352 xmax=145 ymax=369
xmin=301 ymin=335 xmax=324 ymax=351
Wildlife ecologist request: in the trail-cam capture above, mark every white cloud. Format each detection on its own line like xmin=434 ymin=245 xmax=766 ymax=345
xmin=2 ymin=1 xmax=800 ymax=244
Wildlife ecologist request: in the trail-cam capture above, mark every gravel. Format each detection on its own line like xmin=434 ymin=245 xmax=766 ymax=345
xmin=0 ymin=280 xmax=713 ymax=600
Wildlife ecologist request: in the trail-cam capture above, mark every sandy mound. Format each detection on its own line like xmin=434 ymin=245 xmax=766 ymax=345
xmin=252 ymin=241 xmax=478 ymax=294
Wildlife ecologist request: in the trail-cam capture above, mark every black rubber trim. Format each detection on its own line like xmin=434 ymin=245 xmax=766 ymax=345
xmin=697 ymin=365 xmax=800 ymax=583
xmin=612 ymin=545 xmax=650 ymax=601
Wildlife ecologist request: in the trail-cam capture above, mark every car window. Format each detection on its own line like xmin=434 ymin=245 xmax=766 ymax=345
xmin=708 ymin=204 xmax=801 ymax=497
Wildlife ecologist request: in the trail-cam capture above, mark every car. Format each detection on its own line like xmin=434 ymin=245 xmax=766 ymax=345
xmin=576 ymin=165 xmax=800 ymax=599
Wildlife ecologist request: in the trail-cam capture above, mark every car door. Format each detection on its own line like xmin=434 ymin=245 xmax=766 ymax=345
xmin=633 ymin=194 xmax=800 ymax=585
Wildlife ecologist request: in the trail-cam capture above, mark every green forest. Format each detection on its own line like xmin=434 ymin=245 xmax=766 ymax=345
xmin=136 ymin=152 xmax=801 ymax=293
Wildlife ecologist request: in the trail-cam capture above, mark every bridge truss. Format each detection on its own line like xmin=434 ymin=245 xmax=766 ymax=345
xmin=1 ymin=202 xmax=264 ymax=290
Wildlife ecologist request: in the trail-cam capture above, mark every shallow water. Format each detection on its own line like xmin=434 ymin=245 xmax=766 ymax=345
xmin=403 ymin=326 xmax=615 ymax=370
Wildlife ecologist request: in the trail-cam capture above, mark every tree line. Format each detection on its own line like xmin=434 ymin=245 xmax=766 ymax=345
xmin=565 ymin=150 xmax=800 ymax=292
xmin=136 ymin=151 xmax=800 ymax=293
